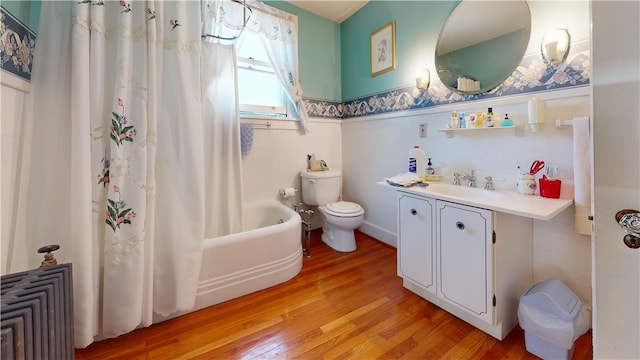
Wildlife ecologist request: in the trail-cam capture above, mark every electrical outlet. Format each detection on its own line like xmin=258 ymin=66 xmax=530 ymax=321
xmin=419 ymin=123 xmax=427 ymax=137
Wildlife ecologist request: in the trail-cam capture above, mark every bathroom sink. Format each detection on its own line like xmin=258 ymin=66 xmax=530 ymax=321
xmin=422 ymin=183 xmax=505 ymax=200
xmin=379 ymin=179 xmax=574 ymax=221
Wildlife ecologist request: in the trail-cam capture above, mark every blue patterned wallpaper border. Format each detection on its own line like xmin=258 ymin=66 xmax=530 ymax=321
xmin=305 ymin=41 xmax=590 ymax=119
xmin=303 ymin=98 xmax=344 ymax=119
xmin=1 ymin=6 xmax=36 ymax=82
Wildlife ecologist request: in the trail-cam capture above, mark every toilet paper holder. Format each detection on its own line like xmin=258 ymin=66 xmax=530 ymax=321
xmin=279 ymin=187 xmax=297 ymax=198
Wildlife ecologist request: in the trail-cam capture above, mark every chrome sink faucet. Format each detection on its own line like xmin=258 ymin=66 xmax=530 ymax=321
xmin=452 ymin=172 xmax=461 ymax=186
xmin=484 ymin=176 xmax=494 ymax=191
xmin=463 ymin=170 xmax=477 ymax=188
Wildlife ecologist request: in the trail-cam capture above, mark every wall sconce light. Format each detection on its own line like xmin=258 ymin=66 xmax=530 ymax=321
xmin=415 ymin=68 xmax=430 ymax=90
xmin=541 ymin=28 xmax=571 ymax=65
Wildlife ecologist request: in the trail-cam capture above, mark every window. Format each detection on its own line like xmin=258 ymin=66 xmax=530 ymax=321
xmin=201 ymin=0 xmax=309 ymax=131
xmin=236 ymin=31 xmax=291 ymax=119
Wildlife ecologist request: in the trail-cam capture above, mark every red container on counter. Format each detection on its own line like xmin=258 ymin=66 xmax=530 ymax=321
xmin=539 ymin=175 xmax=561 ymax=199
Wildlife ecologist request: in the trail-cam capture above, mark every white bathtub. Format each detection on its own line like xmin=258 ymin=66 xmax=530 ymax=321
xmin=192 ymin=200 xmax=302 ymax=311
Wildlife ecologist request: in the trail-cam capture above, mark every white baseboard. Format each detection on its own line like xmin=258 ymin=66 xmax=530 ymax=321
xmin=359 ymin=221 xmax=396 ymax=247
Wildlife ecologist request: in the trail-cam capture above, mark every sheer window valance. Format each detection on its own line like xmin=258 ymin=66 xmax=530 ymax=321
xmin=202 ymin=0 xmax=310 ymax=133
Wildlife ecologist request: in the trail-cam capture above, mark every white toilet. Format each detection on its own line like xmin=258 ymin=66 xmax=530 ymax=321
xmin=300 ymin=170 xmax=364 ymax=252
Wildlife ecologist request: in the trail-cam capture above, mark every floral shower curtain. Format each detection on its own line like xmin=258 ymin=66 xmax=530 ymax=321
xmin=12 ymin=0 xmax=241 ymax=347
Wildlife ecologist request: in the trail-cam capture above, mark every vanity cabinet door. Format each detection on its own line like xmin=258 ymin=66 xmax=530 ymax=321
xmin=398 ymin=193 xmax=436 ymax=294
xmin=437 ymin=201 xmax=494 ymax=324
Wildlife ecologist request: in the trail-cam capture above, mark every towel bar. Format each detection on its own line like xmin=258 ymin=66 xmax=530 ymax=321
xmin=554 ymin=119 xmax=574 ymax=128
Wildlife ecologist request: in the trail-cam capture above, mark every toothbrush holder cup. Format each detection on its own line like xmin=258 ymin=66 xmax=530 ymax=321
xmin=516 ymin=174 xmax=537 ymax=195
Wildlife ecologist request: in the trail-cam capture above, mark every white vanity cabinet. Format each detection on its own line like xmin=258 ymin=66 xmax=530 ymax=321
xmin=397 ymin=193 xmax=436 ymax=294
xmin=397 ymin=190 xmax=533 ymax=340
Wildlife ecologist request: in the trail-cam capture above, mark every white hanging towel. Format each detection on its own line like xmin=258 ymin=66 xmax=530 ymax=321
xmin=572 ymin=117 xmax=592 ymax=235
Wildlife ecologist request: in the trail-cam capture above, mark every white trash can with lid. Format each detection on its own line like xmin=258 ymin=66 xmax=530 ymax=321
xmin=518 ymin=279 xmax=590 ymax=360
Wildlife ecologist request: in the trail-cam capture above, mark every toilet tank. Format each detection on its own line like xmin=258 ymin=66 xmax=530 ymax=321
xmin=300 ymin=170 xmax=342 ymax=206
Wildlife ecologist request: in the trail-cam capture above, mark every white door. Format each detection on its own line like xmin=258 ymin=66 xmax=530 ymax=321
xmin=591 ymin=2 xmax=640 ymax=358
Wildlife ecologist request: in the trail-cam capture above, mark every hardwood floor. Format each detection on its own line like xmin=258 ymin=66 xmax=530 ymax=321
xmin=75 ymin=230 xmax=592 ymax=359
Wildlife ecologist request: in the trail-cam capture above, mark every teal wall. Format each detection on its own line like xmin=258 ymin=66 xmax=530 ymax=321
xmin=340 ymin=1 xmax=456 ymax=101
xmin=2 ymin=0 xmax=40 ymax=32
xmin=265 ymin=1 xmax=342 ymax=102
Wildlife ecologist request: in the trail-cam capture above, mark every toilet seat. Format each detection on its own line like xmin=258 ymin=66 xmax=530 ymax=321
xmin=322 ymin=201 xmax=364 ymax=217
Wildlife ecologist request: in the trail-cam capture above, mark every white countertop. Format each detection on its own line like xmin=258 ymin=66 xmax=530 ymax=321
xmin=378 ymin=181 xmax=573 ymax=221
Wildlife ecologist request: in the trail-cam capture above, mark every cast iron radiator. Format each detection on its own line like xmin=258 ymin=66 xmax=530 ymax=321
xmin=1 ymin=262 xmax=74 ymax=360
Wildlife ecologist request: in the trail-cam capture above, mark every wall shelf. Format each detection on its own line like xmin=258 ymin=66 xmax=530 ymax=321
xmin=438 ymin=125 xmax=519 ymax=138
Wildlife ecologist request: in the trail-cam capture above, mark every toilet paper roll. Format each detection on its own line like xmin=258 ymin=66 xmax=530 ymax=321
xmin=280 ymin=188 xmax=297 ymax=198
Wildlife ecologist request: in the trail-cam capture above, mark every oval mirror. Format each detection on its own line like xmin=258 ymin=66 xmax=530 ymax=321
xmin=435 ymin=0 xmax=531 ymax=95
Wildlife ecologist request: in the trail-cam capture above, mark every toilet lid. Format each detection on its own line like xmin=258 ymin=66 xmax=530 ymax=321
xmin=324 ymin=201 xmax=364 ymax=217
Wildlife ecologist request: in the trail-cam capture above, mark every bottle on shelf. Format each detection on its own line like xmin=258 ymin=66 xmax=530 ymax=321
xmin=487 ymin=107 xmax=494 ymax=127
xmin=471 ymin=113 xmax=479 ymax=128
xmin=475 ymin=112 xmax=484 ymax=128
xmin=501 ymin=113 xmax=513 ymax=127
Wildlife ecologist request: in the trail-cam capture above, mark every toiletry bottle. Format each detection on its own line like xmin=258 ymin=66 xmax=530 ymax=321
xmin=501 ymin=113 xmax=513 ymax=127
xmin=426 ymin=158 xmax=435 ymax=175
xmin=459 ymin=111 xmax=466 ymax=128
xmin=476 ymin=112 xmax=484 ymax=127
xmin=451 ymin=111 xmax=459 ymax=128
xmin=487 ymin=107 xmax=494 ymax=127
xmin=408 ymin=145 xmax=426 ymax=179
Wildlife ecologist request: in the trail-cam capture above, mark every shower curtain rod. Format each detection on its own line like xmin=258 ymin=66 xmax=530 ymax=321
xmin=242 ymin=3 xmax=295 ymax=20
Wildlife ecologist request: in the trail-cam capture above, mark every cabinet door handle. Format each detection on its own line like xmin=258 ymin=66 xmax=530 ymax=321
xmin=410 ymin=209 xmax=417 ymax=215
xmin=456 ymin=221 xmax=465 ymax=230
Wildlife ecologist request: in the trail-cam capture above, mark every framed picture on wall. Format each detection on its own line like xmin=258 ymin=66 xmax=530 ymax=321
xmin=370 ymin=20 xmax=396 ymax=77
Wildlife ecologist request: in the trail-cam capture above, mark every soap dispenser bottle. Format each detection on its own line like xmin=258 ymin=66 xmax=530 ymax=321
xmin=426 ymin=158 xmax=435 ymax=175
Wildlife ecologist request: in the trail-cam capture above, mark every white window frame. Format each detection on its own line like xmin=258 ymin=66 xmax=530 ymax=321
xmin=237 ymin=56 xmax=289 ymax=118
xmin=236 ymin=38 xmax=297 ymax=121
